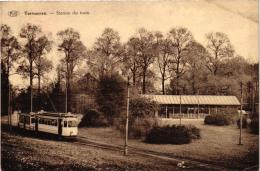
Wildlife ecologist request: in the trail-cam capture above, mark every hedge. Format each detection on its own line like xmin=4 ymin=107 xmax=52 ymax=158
xmin=204 ymin=113 xmax=231 ymax=126
xmin=145 ymin=125 xmax=200 ymax=144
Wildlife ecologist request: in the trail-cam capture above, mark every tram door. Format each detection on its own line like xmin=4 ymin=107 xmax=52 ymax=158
xmin=58 ymin=118 xmax=62 ymax=136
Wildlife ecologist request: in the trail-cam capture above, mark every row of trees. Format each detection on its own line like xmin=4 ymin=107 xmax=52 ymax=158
xmin=1 ymin=23 xmax=258 ymax=114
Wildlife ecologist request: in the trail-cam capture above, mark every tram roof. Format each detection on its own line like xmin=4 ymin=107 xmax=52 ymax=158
xmin=21 ymin=112 xmax=78 ymax=118
xmin=142 ymin=95 xmax=240 ymax=106
xmin=37 ymin=112 xmax=77 ymax=117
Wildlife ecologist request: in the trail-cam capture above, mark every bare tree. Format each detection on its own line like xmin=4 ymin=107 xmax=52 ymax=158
xmin=154 ymin=32 xmax=174 ymax=94
xmin=134 ymin=28 xmax=157 ymax=94
xmin=168 ymin=27 xmax=193 ymax=94
xmin=57 ymin=28 xmax=86 ymax=112
xmin=205 ymin=32 xmax=234 ymax=75
xmin=34 ymin=36 xmax=53 ymax=107
xmin=92 ymin=28 xmax=124 ymax=78
xmin=122 ymin=37 xmax=141 ymax=86
xmin=184 ymin=41 xmax=209 ymax=94
xmin=19 ymin=23 xmax=42 ymax=112
xmin=1 ymin=24 xmax=21 ymax=115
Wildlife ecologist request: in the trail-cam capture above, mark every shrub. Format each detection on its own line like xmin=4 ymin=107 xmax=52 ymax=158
xmin=204 ymin=113 xmax=231 ymax=126
xmin=236 ymin=117 xmax=247 ymax=129
xmin=210 ymin=108 xmax=238 ymax=124
xmin=249 ymin=118 xmax=259 ymax=134
xmin=129 ymin=117 xmax=157 ymax=138
xmin=130 ymin=96 xmax=158 ymax=118
xmin=78 ymin=109 xmax=109 ymax=127
xmin=145 ymin=125 xmax=200 ymax=144
xmin=114 ymin=96 xmax=159 ymax=139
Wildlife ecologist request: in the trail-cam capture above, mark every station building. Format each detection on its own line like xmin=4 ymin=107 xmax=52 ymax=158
xmin=142 ymin=95 xmax=241 ymax=119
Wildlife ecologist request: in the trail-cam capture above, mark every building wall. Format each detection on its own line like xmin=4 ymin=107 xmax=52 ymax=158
xmin=157 ymin=104 xmax=239 ymax=119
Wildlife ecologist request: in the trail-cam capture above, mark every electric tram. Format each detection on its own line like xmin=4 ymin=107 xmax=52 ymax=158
xmin=18 ymin=111 xmax=79 ymax=137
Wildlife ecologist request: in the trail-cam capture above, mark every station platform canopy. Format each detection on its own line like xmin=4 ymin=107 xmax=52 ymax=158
xmin=142 ymin=95 xmax=240 ymax=106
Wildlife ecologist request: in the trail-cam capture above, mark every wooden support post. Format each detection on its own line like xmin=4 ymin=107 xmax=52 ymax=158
xmin=179 ymin=95 xmax=182 ymax=125
xmin=238 ymin=82 xmax=243 ymax=145
xmin=166 ymin=106 xmax=168 ymax=118
xmin=124 ymin=77 xmax=130 ymax=155
xmin=197 ymin=96 xmax=200 ymax=119
xmin=8 ymin=84 xmax=12 ymax=131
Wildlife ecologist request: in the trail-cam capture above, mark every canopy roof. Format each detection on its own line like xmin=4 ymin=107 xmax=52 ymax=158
xmin=142 ymin=95 xmax=240 ymax=106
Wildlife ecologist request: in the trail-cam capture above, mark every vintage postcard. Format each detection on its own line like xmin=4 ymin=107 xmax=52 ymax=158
xmin=1 ymin=1 xmax=259 ymax=170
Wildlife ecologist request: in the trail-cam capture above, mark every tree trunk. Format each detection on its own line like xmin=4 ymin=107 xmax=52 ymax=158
xmin=142 ymin=68 xmax=146 ymax=94
xmin=132 ymin=72 xmax=136 ymax=86
xmin=176 ymin=52 xmax=180 ymax=95
xmin=67 ymin=77 xmax=71 ymax=112
xmin=176 ymin=75 xmax=179 ymax=95
xmin=30 ymin=60 xmax=33 ymax=112
xmin=162 ymin=76 xmax=165 ymax=95
xmin=38 ymin=75 xmax=41 ymax=111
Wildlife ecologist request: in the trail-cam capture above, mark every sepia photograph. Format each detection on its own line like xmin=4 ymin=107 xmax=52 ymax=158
xmin=1 ymin=1 xmax=259 ymax=170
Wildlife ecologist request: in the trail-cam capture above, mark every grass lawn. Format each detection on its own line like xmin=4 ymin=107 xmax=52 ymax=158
xmin=79 ymin=119 xmax=259 ymax=170
xmin=2 ymin=128 xmax=204 ymax=171
xmin=2 ymin=115 xmax=214 ymax=171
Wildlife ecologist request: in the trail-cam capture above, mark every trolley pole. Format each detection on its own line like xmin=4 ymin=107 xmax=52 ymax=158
xmin=197 ymin=90 xmax=200 ymax=119
xmin=238 ymin=82 xmax=243 ymax=145
xmin=179 ymin=94 xmax=182 ymax=125
xmin=65 ymin=75 xmax=68 ymax=113
xmin=124 ymin=77 xmax=130 ymax=156
xmin=8 ymin=83 xmax=12 ymax=131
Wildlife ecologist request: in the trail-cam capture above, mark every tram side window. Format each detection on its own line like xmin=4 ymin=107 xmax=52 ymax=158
xmin=52 ymin=120 xmax=57 ymax=126
xmin=64 ymin=121 xmax=67 ymax=127
xmin=25 ymin=116 xmax=30 ymax=124
xmin=39 ymin=119 xmax=43 ymax=124
xmin=19 ymin=116 xmax=24 ymax=123
xmin=31 ymin=118 xmax=35 ymax=124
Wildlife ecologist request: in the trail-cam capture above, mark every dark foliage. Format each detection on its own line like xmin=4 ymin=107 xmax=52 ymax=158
xmin=13 ymin=89 xmax=53 ymax=113
xmin=79 ymin=109 xmax=108 ymax=127
xmin=146 ymin=125 xmax=200 ymax=144
xmin=49 ymin=81 xmax=65 ymax=113
xmin=204 ymin=113 xmax=231 ymax=126
xmin=95 ymin=74 xmax=126 ymax=124
xmin=114 ymin=96 xmax=159 ymax=138
xmin=236 ymin=117 xmax=248 ymax=129
xmin=129 ymin=96 xmax=158 ymax=118
xmin=249 ymin=118 xmax=259 ymax=134
xmin=1 ymin=63 xmax=9 ymax=115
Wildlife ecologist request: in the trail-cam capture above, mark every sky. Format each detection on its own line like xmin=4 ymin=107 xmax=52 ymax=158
xmin=1 ymin=0 xmax=259 ymax=87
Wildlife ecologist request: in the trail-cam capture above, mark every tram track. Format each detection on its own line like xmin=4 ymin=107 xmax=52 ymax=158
xmin=75 ymin=135 xmax=236 ymax=171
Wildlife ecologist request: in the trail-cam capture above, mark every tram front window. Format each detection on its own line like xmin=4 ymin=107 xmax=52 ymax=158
xmin=68 ymin=120 xmax=77 ymax=127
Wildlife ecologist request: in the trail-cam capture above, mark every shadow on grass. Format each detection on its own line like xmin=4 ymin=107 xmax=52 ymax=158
xmin=1 ymin=123 xmax=77 ymax=142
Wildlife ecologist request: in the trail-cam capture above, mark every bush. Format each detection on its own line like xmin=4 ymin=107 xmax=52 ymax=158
xmin=236 ymin=117 xmax=247 ymax=129
xmin=249 ymin=119 xmax=259 ymax=134
xmin=145 ymin=125 xmax=200 ymax=144
xmin=114 ymin=96 xmax=159 ymax=139
xmin=129 ymin=117 xmax=157 ymax=138
xmin=130 ymin=96 xmax=158 ymax=118
xmin=204 ymin=113 xmax=231 ymax=126
xmin=210 ymin=108 xmax=238 ymax=124
xmin=79 ymin=109 xmax=109 ymax=127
